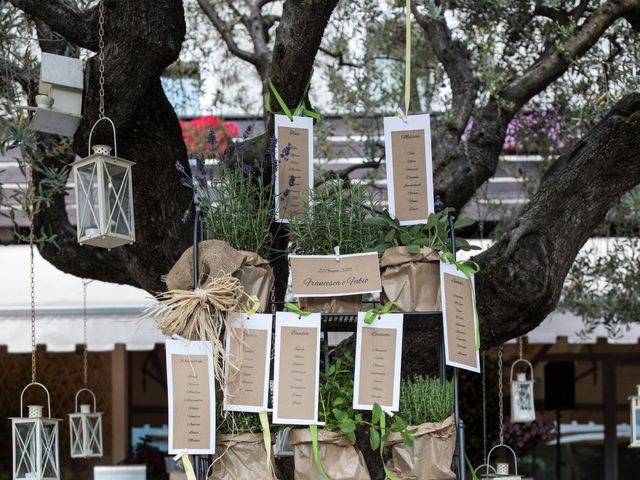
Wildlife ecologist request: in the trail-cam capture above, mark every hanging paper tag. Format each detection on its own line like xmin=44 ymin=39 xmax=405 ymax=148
xmin=223 ymin=313 xmax=273 ymax=412
xmin=353 ymin=312 xmax=403 ymax=411
xmin=289 ymin=252 xmax=382 ymax=297
xmin=384 ymin=114 xmax=434 ymax=225
xmin=166 ymin=339 xmax=216 ymax=454
xmin=439 ymin=260 xmax=481 ymax=372
xmin=272 ymin=312 xmax=321 ymax=425
xmin=274 ymin=114 xmax=314 ymax=223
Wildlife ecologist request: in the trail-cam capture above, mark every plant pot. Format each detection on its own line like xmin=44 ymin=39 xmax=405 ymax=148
xmin=385 ymin=415 xmax=456 ymax=480
xmin=380 ymin=246 xmax=441 ymax=312
xmin=235 ymin=251 xmax=274 ymax=312
xmin=288 ymin=428 xmax=371 ymax=480
xmin=212 ymin=432 xmax=276 ymax=480
xmin=299 ymin=294 xmax=363 ymax=313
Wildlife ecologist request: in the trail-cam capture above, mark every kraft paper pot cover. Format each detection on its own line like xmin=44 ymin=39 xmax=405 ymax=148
xmin=166 ymin=239 xmax=274 ymax=311
xmin=299 ymin=294 xmax=363 ymax=313
xmin=213 ymin=433 xmax=276 ymax=480
xmin=380 ymin=246 xmax=441 ymax=312
xmin=385 ymin=415 xmax=456 ymax=480
xmin=288 ymin=428 xmax=371 ymax=480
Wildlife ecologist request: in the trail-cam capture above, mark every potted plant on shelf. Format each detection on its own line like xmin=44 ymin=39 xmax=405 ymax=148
xmin=287 ymin=353 xmax=371 ymax=480
xmin=365 ymin=208 xmax=479 ymax=312
xmin=385 ymin=375 xmax=456 ymax=480
xmin=213 ymin=408 xmax=277 ymax=480
xmin=288 ymin=178 xmax=380 ymax=312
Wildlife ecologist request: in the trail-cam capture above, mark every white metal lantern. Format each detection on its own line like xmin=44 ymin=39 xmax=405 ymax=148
xmin=630 ymin=385 xmax=640 ymax=447
xmin=72 ymin=117 xmax=135 ymax=249
xmin=10 ymin=383 xmax=60 ymax=480
xmin=477 ymin=444 xmax=522 ymax=480
xmin=30 ymin=52 xmax=83 ymax=137
xmin=510 ymin=359 xmax=536 ymax=423
xmin=69 ymin=388 xmax=103 ymax=458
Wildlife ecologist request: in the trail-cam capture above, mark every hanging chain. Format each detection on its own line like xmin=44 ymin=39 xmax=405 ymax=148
xmin=83 ymin=279 xmax=89 ymax=387
xmin=498 ymin=345 xmax=504 ymax=445
xmin=28 ymin=156 xmax=36 ymax=383
xmin=270 ymin=283 xmax=276 ymax=315
xmin=518 ymin=335 xmax=524 ymax=360
xmin=97 ymin=0 xmax=106 ymax=117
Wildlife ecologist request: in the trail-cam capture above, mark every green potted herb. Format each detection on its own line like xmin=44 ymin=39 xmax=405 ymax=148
xmin=213 ymin=408 xmax=277 ymax=480
xmin=288 ymin=179 xmax=380 ymax=312
xmin=365 ymin=208 xmax=478 ymax=312
xmin=385 ymin=375 xmax=456 ymax=480
xmin=287 ymin=353 xmax=371 ymax=479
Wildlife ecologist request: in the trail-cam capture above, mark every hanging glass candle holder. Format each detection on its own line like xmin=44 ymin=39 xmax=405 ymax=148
xmin=10 ymin=382 xmax=60 ymax=480
xmin=510 ymin=358 xmax=536 ymax=423
xmin=630 ymin=385 xmax=640 ymax=447
xmin=72 ymin=117 xmax=135 ymax=249
xmin=69 ymin=388 xmax=103 ymax=458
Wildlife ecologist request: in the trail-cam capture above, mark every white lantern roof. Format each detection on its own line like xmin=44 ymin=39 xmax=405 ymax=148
xmin=40 ymin=53 xmax=83 ymax=91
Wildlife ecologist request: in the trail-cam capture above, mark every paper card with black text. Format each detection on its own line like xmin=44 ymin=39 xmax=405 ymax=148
xmin=274 ymin=114 xmax=314 ymax=223
xmin=223 ymin=313 xmax=273 ymax=413
xmin=166 ymin=338 xmax=216 ymax=454
xmin=384 ymin=114 xmax=434 ymax=225
xmin=353 ymin=312 xmax=403 ymax=411
xmin=440 ymin=261 xmax=481 ymax=373
xmin=272 ymin=312 xmax=321 ymax=425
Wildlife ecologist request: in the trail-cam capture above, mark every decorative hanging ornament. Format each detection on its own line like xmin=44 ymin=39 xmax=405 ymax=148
xmin=10 ymin=384 xmax=61 ymax=480
xmin=71 ymin=117 xmax=135 ymax=249
xmin=69 ymin=389 xmax=103 ymax=458
xmin=630 ymin=385 xmax=640 ymax=447
xmin=510 ymin=340 xmax=536 ymax=423
xmin=29 ymin=52 xmax=83 ymax=137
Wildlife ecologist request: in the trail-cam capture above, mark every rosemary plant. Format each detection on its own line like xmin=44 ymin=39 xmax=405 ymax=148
xmin=217 ymin=404 xmax=263 ymax=435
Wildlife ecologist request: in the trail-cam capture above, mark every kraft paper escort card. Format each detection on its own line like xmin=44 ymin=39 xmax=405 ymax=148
xmin=353 ymin=312 xmax=403 ymax=411
xmin=223 ymin=313 xmax=272 ymax=412
xmin=289 ymin=252 xmax=382 ymax=297
xmin=384 ymin=114 xmax=434 ymax=225
xmin=166 ymin=338 xmax=216 ymax=454
xmin=274 ymin=114 xmax=313 ymax=223
xmin=440 ymin=261 xmax=480 ymax=373
xmin=272 ymin=312 xmax=321 ymax=425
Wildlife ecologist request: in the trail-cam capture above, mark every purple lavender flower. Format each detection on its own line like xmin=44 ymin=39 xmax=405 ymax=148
xmin=267 ymin=136 xmax=277 ymax=158
xmin=288 ymin=175 xmax=296 ymax=187
xmin=281 ymin=142 xmax=292 ymax=159
xmin=196 ymin=153 xmax=205 ymax=174
xmin=242 ymin=124 xmax=253 ymax=139
xmin=175 ymin=160 xmax=185 ymax=173
xmin=282 ymin=188 xmax=290 ymax=198
xmin=208 ymin=128 xmax=217 ymax=147
xmin=180 ymin=177 xmax=192 ymax=188
xmin=242 ymin=163 xmax=253 ymax=175
xmin=180 ymin=208 xmax=192 ymax=224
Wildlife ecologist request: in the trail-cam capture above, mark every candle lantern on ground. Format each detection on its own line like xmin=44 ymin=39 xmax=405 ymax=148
xmin=72 ymin=117 xmax=135 ymax=249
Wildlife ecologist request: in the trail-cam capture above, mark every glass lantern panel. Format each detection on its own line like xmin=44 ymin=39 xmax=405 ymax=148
xmin=513 ymin=382 xmax=534 ymax=421
xmin=103 ymin=161 xmax=132 ymax=237
xmin=76 ymin=162 xmax=101 ymax=238
xmin=14 ymin=422 xmax=37 ymax=477
xmin=85 ymin=415 xmax=103 ymax=454
xmin=635 ymin=409 xmax=640 ymax=442
xmin=40 ymin=422 xmax=58 ymax=478
xmin=70 ymin=416 xmax=84 ymax=456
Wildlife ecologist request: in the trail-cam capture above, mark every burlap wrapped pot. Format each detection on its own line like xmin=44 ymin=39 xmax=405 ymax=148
xmin=166 ymin=239 xmax=274 ymax=312
xmin=385 ymin=415 xmax=456 ymax=480
xmin=299 ymin=294 xmax=363 ymax=313
xmin=288 ymin=428 xmax=371 ymax=480
xmin=380 ymin=246 xmax=441 ymax=312
xmin=212 ymin=432 xmax=276 ymax=480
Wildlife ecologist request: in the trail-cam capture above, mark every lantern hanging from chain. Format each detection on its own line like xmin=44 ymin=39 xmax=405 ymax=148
xmin=629 ymin=385 xmax=640 ymax=448
xmin=10 ymin=153 xmax=60 ymax=480
xmin=69 ymin=280 xmax=103 ymax=458
xmin=71 ymin=0 xmax=135 ymax=249
xmin=510 ymin=337 xmax=536 ymax=423
xmin=29 ymin=52 xmax=83 ymax=137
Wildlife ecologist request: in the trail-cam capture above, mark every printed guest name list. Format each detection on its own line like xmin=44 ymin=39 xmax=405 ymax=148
xmin=277 ymin=126 xmax=310 ymax=221
xmin=358 ymin=327 xmax=397 ymax=407
xmin=390 ymin=129 xmax=429 ymax=222
xmin=172 ymin=355 xmax=210 ymax=449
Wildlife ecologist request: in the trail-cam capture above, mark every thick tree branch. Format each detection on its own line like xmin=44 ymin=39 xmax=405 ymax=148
xmin=8 ymin=0 xmax=99 ymax=50
xmin=502 ymin=0 xmax=640 ymax=111
xmin=412 ymin=0 xmax=478 ymax=137
xmin=196 ymin=0 xmax=259 ymax=65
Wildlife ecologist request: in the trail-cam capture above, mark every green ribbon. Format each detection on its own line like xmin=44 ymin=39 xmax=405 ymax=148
xmin=309 ymin=424 xmax=330 ymax=480
xmin=259 ymin=411 xmax=277 ymax=480
xmin=267 ymin=70 xmax=321 ymax=121
xmin=284 ymin=303 xmax=312 ymax=317
xmin=404 ymin=0 xmax=411 ymax=117
xmin=441 ymin=252 xmax=482 ymax=350
xmin=379 ymin=412 xmax=399 ymax=480
xmin=364 ymin=301 xmax=398 ymax=325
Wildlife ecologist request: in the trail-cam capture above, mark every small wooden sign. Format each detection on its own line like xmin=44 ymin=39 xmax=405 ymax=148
xmin=223 ymin=313 xmax=273 ymax=412
xmin=272 ymin=312 xmax=321 ymax=425
xmin=440 ymin=261 xmax=480 ymax=373
xmin=384 ymin=114 xmax=434 ymax=225
xmin=166 ymin=339 xmax=216 ymax=454
xmin=289 ymin=252 xmax=382 ymax=297
xmin=353 ymin=313 xmax=403 ymax=411
xmin=274 ymin=114 xmax=314 ymax=223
